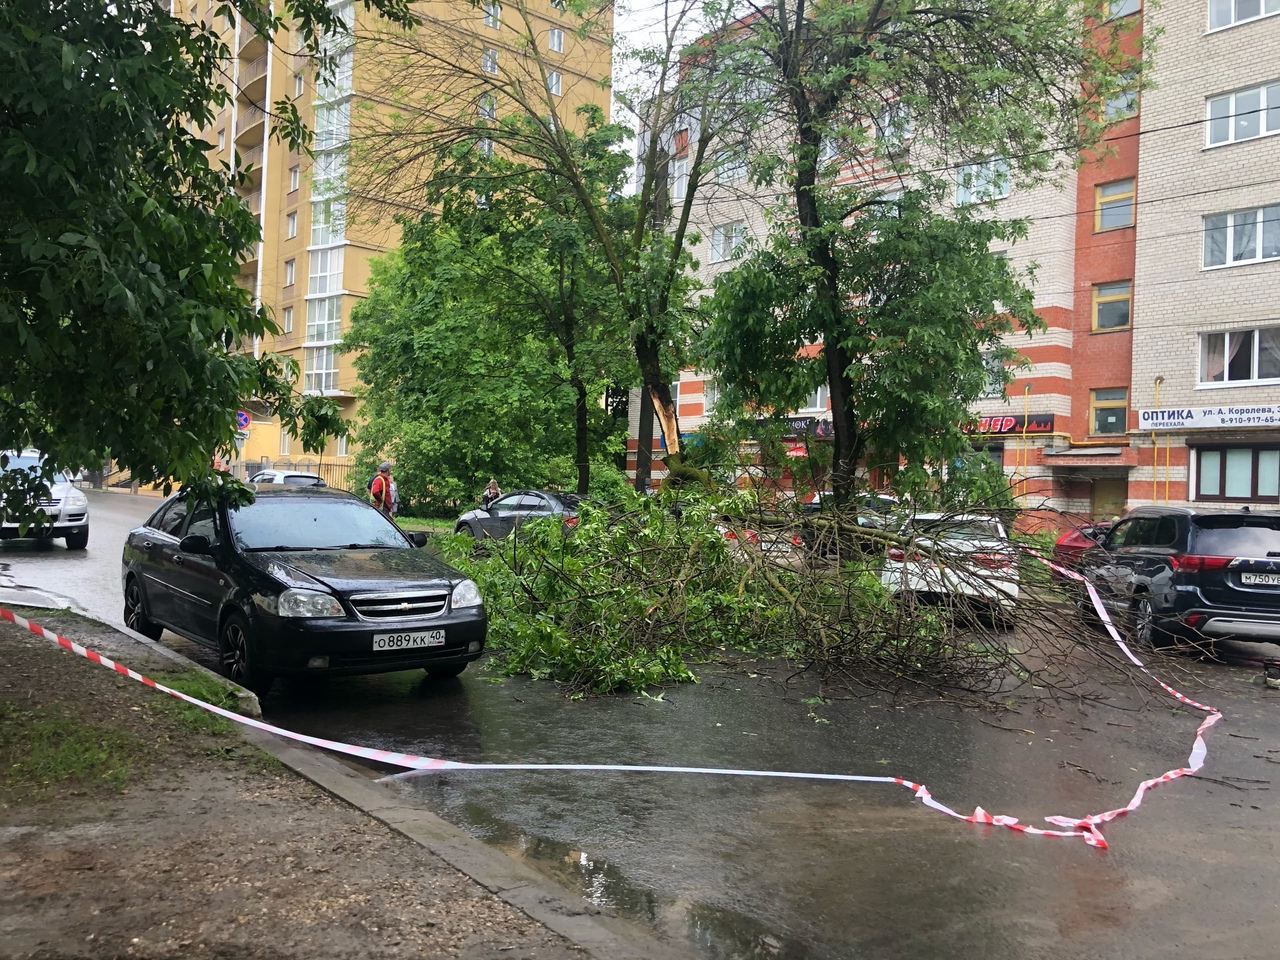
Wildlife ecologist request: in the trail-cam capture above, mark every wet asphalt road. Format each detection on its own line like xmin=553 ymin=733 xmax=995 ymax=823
xmin=8 ymin=489 xmax=1280 ymax=960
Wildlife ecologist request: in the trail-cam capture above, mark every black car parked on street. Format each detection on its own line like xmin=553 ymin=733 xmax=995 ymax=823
xmin=1075 ymin=505 xmax=1280 ymax=647
xmin=122 ymin=487 xmax=486 ymax=694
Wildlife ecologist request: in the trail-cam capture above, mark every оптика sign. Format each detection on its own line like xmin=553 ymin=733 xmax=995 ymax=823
xmin=1139 ymin=405 xmax=1280 ymax=430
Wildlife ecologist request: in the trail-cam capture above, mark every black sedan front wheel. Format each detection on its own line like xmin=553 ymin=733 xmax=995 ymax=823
xmin=123 ymin=576 xmax=163 ymax=641
xmin=219 ymin=612 xmax=274 ymax=697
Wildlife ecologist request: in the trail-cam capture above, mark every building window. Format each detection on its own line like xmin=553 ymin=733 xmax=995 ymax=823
xmin=294 ymin=72 xmax=305 ymax=98
xmin=979 ymin=351 xmax=1005 ymax=397
xmin=479 ymin=94 xmax=496 ymax=119
xmin=669 ymin=378 xmax=680 ymax=403
xmin=710 ymin=222 xmax=745 ymax=263
xmin=306 ymin=296 xmax=342 ymax=343
xmin=1095 ymin=178 xmax=1135 ymax=231
xmin=1105 ymin=73 xmax=1140 ymax=121
xmin=483 ymin=1 xmax=500 ymax=27
xmin=286 ymin=212 xmax=297 ymax=239
xmin=314 ymin=102 xmax=351 ymax=151
xmin=311 ymin=198 xmax=346 ymax=246
xmin=284 ymin=259 xmax=296 ymax=286
xmin=217 ymin=128 xmax=225 ymax=150
xmin=312 ymin=150 xmax=347 ymax=197
xmin=669 ymin=154 xmax=689 ymax=202
xmin=548 ymin=27 xmax=564 ymax=52
xmin=289 ymin=165 xmax=300 ymax=192
xmin=955 ymin=158 xmax=1009 ymax=205
xmin=337 ymin=434 xmax=349 ymax=457
xmin=308 ymin=247 xmax=344 ymax=295
xmin=1089 ymin=388 xmax=1128 ymax=435
xmin=482 ymin=48 xmax=498 ymax=73
xmin=304 ymin=346 xmax=338 ymax=393
xmin=701 ymin=377 xmax=720 ymax=406
xmin=1207 ymin=82 xmax=1280 ymax=146
xmin=547 ymin=70 xmax=561 ymax=96
xmin=712 ymin=149 xmax=747 ymax=183
xmin=1106 ymin=0 xmax=1140 ymax=18
xmin=282 ymin=305 xmax=294 ymax=334
xmin=801 ymin=384 xmax=830 ymax=413
xmin=1197 ymin=447 xmax=1280 ymax=500
xmin=1092 ymin=280 xmax=1132 ymax=330
xmin=280 ymin=431 xmax=290 ymax=456
xmin=1200 ymin=327 xmax=1280 ymax=384
xmin=1203 ymin=204 xmax=1280 ymax=267
xmin=551 ymin=0 xmax=565 ymax=10
xmin=478 ymin=137 xmax=494 ymax=157
xmin=317 ymin=47 xmax=354 ymax=100
xmin=1209 ymin=0 xmax=1280 ymax=31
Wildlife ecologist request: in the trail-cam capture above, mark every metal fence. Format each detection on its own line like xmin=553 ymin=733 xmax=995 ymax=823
xmin=241 ymin=458 xmax=360 ymax=490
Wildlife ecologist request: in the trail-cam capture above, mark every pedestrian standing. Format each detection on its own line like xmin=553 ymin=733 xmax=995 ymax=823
xmin=389 ymin=475 xmax=399 ymax=517
xmin=371 ymin=461 xmax=395 ymax=516
xmin=480 ymin=477 xmax=502 ymax=510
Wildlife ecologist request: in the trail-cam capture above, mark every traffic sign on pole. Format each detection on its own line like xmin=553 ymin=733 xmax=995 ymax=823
xmin=235 ymin=409 xmax=251 ymax=431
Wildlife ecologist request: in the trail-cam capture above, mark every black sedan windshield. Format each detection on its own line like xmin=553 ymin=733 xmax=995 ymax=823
xmin=229 ymin=497 xmax=409 ymax=551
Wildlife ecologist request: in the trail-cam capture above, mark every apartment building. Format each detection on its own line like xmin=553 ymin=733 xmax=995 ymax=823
xmin=631 ymin=0 xmax=1280 ymax=518
xmin=184 ymin=0 xmax=613 ymax=479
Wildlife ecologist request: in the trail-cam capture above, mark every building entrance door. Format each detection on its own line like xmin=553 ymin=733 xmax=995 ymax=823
xmin=1091 ymin=478 xmax=1128 ymax=520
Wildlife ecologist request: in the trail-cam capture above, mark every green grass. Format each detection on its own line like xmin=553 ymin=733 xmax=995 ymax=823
xmin=395 ymin=516 xmax=455 ymax=534
xmin=150 ymin=669 xmax=241 ymax=735
xmin=0 ymin=699 xmax=149 ymax=799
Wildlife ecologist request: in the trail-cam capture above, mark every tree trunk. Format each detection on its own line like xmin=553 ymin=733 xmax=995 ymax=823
xmin=571 ymin=375 xmax=590 ymax=494
xmin=634 ymin=329 xmax=680 ymax=458
xmin=634 ymin=387 xmax=654 ymax=493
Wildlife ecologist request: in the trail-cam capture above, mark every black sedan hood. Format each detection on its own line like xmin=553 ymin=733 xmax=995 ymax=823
xmin=242 ymin=547 xmax=465 ymax=595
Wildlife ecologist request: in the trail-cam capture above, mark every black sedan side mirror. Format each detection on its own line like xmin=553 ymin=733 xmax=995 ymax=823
xmin=179 ymin=534 xmax=212 ymax=555
xmin=410 ymin=531 xmax=429 ymax=548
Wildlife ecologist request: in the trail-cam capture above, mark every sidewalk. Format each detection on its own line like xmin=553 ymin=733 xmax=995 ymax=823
xmin=0 ymin=609 xmax=684 ymax=960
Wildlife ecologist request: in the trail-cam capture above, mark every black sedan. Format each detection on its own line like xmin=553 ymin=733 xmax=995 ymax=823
xmin=455 ymin=490 xmax=588 ymax=539
xmin=122 ymin=487 xmax=486 ymax=695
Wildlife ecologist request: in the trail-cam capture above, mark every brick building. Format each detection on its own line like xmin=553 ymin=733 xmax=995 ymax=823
xmin=631 ymin=0 xmax=1280 ymax=519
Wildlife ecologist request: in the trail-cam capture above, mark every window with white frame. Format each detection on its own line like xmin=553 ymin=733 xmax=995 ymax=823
xmin=876 ymin=100 xmax=912 ymax=150
xmin=1106 ymin=0 xmax=1140 ymax=18
xmin=280 ymin=431 xmax=290 ymax=456
xmin=308 ymin=247 xmax=344 ymax=295
xmin=979 ymin=351 xmax=1006 ymax=397
xmin=701 ymin=377 xmax=720 ymax=406
xmin=317 ymin=47 xmax=354 ymax=99
xmin=550 ymin=0 xmax=565 ymax=10
xmin=311 ymin=198 xmax=346 ymax=246
xmin=314 ymin=102 xmax=350 ymax=151
xmin=669 ymin=155 xmax=689 ymax=201
xmin=710 ymin=222 xmax=745 ymax=262
xmin=306 ymin=296 xmax=342 ymax=343
xmin=1105 ymin=72 xmax=1140 ymax=121
xmin=483 ymin=1 xmax=500 ymax=28
xmin=289 ymin=165 xmax=300 ymax=192
xmin=479 ymin=94 xmax=496 ymax=119
xmin=801 ymin=383 xmax=830 ymax=413
xmin=312 ymin=151 xmax=346 ymax=196
xmin=304 ymin=346 xmax=338 ymax=393
xmin=286 ymin=212 xmax=297 ymax=239
xmin=669 ymin=378 xmax=680 ymax=403
xmin=1197 ymin=447 xmax=1280 ymax=501
xmin=1200 ymin=327 xmax=1280 ymax=384
xmin=294 ymin=72 xmax=305 ymax=98
xmin=482 ymin=48 xmax=498 ymax=73
xmin=478 ymin=137 xmax=493 ymax=157
xmin=955 ymin=158 xmax=1009 ymax=204
xmin=284 ymin=258 xmax=296 ymax=286
xmin=712 ymin=149 xmax=747 ymax=183
xmin=1204 ymin=204 xmax=1280 ymax=267
xmin=331 ymin=1 xmax=354 ymax=32
xmin=217 ymin=128 xmax=225 ymax=150
xmin=1207 ymin=82 xmax=1280 ymax=146
xmin=548 ymin=27 xmax=564 ymax=52
xmin=337 ymin=434 xmax=349 ymax=457
xmin=547 ymin=70 xmax=561 ymax=96
xmin=282 ymin=305 xmax=293 ymax=334
xmin=1209 ymin=0 xmax=1279 ymax=31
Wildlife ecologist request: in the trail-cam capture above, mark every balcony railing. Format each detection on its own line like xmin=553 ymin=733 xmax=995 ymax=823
xmin=235 ymin=104 xmax=266 ymax=139
xmin=237 ymin=143 xmax=263 ymax=173
xmin=238 ymin=55 xmax=268 ymax=89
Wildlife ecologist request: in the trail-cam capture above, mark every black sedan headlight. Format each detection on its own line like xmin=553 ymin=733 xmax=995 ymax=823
xmin=276 ymin=588 xmax=346 ymax=618
xmin=452 ymin=579 xmax=483 ymax=608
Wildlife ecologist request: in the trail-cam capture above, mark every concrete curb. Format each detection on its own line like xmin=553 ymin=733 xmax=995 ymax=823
xmin=246 ymin=728 xmax=692 ymax=960
xmin=13 ymin=604 xmax=688 ymax=960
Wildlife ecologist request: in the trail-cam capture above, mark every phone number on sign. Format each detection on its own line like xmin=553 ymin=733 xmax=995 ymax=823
xmin=1219 ymin=416 xmax=1280 ymax=426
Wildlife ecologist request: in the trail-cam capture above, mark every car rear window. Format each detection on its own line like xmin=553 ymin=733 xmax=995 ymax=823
xmin=914 ymin=519 xmax=1004 ymax=540
xmin=229 ymin=497 xmax=408 ymax=550
xmin=1191 ymin=517 xmax=1280 ymax=558
xmin=284 ymin=475 xmax=324 ymax=485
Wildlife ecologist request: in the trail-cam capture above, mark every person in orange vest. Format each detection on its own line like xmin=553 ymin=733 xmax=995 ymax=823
xmin=371 ymin=461 xmax=394 ymax=516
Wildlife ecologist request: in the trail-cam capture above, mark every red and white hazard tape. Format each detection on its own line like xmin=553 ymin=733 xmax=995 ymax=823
xmin=0 ymin=554 xmax=1222 ymax=850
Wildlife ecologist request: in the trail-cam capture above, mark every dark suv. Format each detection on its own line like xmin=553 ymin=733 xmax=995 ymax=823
xmin=1076 ymin=505 xmax=1280 ymax=646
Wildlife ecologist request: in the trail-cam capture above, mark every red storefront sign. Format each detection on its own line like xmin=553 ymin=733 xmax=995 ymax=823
xmin=963 ymin=414 xmax=1055 ymax=436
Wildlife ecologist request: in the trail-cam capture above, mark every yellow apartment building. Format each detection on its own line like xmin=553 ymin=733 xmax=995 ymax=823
xmin=182 ymin=0 xmax=614 ymax=482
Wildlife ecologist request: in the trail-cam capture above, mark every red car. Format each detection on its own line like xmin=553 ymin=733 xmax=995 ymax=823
xmin=1051 ymin=521 xmax=1112 ymax=574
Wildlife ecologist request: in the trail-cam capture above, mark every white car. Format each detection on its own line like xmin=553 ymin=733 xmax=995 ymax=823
xmin=880 ymin=513 xmax=1018 ymax=617
xmin=248 ymin=469 xmax=327 ymax=487
xmin=1 ymin=451 xmax=90 ymax=550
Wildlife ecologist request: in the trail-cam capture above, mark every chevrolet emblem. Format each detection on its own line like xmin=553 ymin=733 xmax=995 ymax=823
xmin=398 ymin=602 xmax=410 ymax=610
